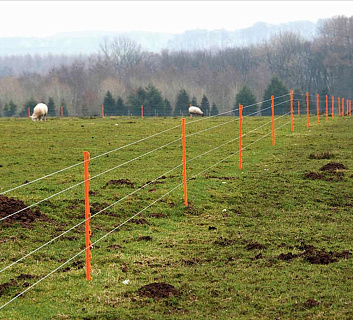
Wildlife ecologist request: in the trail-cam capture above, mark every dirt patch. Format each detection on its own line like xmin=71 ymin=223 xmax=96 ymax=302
xmin=206 ymin=175 xmax=237 ymax=180
xmin=213 ymin=237 xmax=237 ymax=246
xmin=0 ymin=195 xmax=51 ymax=228
xmin=277 ymin=252 xmax=298 ymax=261
xmin=304 ymin=162 xmax=347 ymax=181
xmin=148 ymin=212 xmax=167 ymax=218
xmin=138 ymin=283 xmax=178 ymax=299
xmin=0 ymin=279 xmax=17 ymax=297
xmin=104 ymin=179 xmax=134 ymax=188
xmin=181 ymin=257 xmax=201 ymax=266
xmin=246 ymin=241 xmax=265 ymax=250
xmin=320 ymin=162 xmax=347 ymax=172
xmin=304 ymin=172 xmax=324 ymax=180
xmin=130 ymin=218 xmax=149 ymax=225
xmin=277 ymin=242 xmax=352 ymax=265
xmin=303 ymin=298 xmax=320 ymax=308
xmin=137 ymin=235 xmax=152 ymax=241
xmin=184 ymin=203 xmax=201 ymax=216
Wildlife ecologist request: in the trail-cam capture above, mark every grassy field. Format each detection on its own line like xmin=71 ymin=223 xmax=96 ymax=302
xmin=0 ymin=114 xmax=352 ymax=319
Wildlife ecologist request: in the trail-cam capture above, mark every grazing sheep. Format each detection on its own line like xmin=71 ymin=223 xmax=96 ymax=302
xmin=30 ymin=103 xmax=48 ymax=121
xmin=189 ymin=105 xmax=204 ymax=117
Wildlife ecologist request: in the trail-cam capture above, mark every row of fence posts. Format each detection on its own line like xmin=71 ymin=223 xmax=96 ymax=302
xmin=82 ymin=90 xmax=351 ymax=280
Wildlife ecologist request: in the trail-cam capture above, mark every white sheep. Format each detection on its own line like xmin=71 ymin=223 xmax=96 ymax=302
xmin=30 ymin=103 xmax=48 ymax=121
xmin=189 ymin=105 xmax=204 ymax=117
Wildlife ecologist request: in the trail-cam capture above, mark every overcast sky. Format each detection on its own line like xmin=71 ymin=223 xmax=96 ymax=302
xmin=1 ymin=1 xmax=352 ymax=37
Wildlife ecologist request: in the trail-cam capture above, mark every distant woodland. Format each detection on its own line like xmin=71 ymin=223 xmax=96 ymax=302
xmin=0 ymin=16 xmax=352 ymax=117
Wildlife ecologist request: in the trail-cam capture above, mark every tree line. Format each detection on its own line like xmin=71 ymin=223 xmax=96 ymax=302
xmin=0 ymin=15 xmax=352 ymax=117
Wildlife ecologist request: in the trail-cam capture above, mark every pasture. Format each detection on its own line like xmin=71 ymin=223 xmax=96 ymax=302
xmin=0 ymin=115 xmax=352 ymax=319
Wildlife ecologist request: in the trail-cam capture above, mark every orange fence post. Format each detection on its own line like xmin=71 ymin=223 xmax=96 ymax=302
xmin=316 ymin=94 xmax=319 ymax=124
xmin=28 ymin=107 xmax=30 ymax=118
xmin=271 ymin=95 xmax=275 ymax=145
xmin=338 ymin=97 xmax=341 ymax=116
xmin=290 ymin=90 xmax=294 ymax=132
xmin=141 ymin=104 xmax=144 ymax=118
xmin=306 ymin=92 xmax=310 ymax=128
xmin=181 ymin=119 xmax=188 ymax=207
xmin=346 ymin=99 xmax=349 ymax=116
xmin=332 ymin=96 xmax=334 ymax=119
xmin=326 ymin=94 xmax=328 ymax=122
xmin=298 ymin=101 xmax=300 ymax=116
xmin=239 ymin=104 xmax=243 ymax=169
xmin=101 ymin=105 xmax=105 ymax=118
xmin=83 ymin=151 xmax=92 ymax=281
xmin=61 ymin=106 xmax=64 ymax=118
xmin=342 ymin=98 xmax=345 ymax=116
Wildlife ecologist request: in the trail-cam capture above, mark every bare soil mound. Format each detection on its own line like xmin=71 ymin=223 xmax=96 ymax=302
xmin=138 ymin=282 xmax=178 ymax=299
xmin=104 ymin=179 xmax=134 ymax=188
xmin=320 ymin=162 xmax=347 ymax=172
xmin=0 ymin=195 xmax=50 ymax=228
xmin=277 ymin=242 xmax=352 ymax=265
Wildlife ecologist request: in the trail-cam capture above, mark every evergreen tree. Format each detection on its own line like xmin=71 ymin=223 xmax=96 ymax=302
xmin=164 ymin=98 xmax=172 ymax=116
xmin=174 ymin=89 xmax=190 ymax=116
xmin=3 ymin=101 xmax=17 ymax=117
xmin=128 ymin=87 xmax=146 ymax=116
xmin=103 ymin=91 xmax=116 ymax=116
xmin=200 ymin=95 xmax=210 ymax=116
xmin=47 ymin=96 xmax=56 ymax=116
xmin=20 ymin=98 xmax=37 ymax=117
xmin=234 ymin=85 xmax=257 ymax=116
xmin=210 ymin=102 xmax=219 ymax=116
xmin=191 ymin=96 xmax=198 ymax=108
xmin=144 ymin=85 xmax=165 ymax=116
xmin=261 ymin=77 xmax=290 ymax=115
xmin=116 ymin=96 xmax=126 ymax=116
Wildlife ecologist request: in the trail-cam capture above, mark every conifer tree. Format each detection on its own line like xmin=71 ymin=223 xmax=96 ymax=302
xmin=19 ymin=98 xmax=37 ymax=117
xmin=103 ymin=90 xmax=116 ymax=116
xmin=234 ymin=85 xmax=257 ymax=116
xmin=3 ymin=101 xmax=17 ymax=117
xmin=116 ymin=96 xmax=126 ymax=116
xmin=47 ymin=97 xmax=56 ymax=116
xmin=200 ymin=95 xmax=210 ymax=116
xmin=210 ymin=102 xmax=219 ymax=116
xmin=144 ymin=85 xmax=165 ymax=116
xmin=164 ymin=98 xmax=172 ymax=116
xmin=191 ymin=96 xmax=198 ymax=107
xmin=261 ymin=77 xmax=290 ymax=115
xmin=174 ymin=89 xmax=190 ymax=116
xmin=128 ymin=87 xmax=146 ymax=116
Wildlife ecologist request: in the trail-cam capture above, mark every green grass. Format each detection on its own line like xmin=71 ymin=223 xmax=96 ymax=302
xmin=0 ymin=115 xmax=352 ymax=319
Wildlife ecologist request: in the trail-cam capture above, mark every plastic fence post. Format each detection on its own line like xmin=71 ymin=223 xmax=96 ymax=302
xmin=342 ymin=98 xmax=345 ymax=116
xmin=338 ymin=97 xmax=341 ymax=116
xmin=83 ymin=151 xmax=92 ymax=281
xmin=290 ymin=90 xmax=294 ymax=132
xmin=316 ymin=94 xmax=319 ymax=124
xmin=28 ymin=107 xmax=30 ymax=118
xmin=298 ymin=101 xmax=300 ymax=116
xmin=141 ymin=105 xmax=144 ymax=118
xmin=271 ymin=96 xmax=275 ymax=146
xmin=347 ymin=99 xmax=349 ymax=116
xmin=306 ymin=92 xmax=309 ymax=129
xmin=326 ymin=95 xmax=328 ymax=122
xmin=332 ymin=96 xmax=334 ymax=119
xmin=102 ymin=105 xmax=105 ymax=118
xmin=181 ymin=119 xmax=188 ymax=207
xmin=239 ymin=104 xmax=243 ymax=169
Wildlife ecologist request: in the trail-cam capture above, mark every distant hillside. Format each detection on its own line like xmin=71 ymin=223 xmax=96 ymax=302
xmin=0 ymin=20 xmax=318 ymax=56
